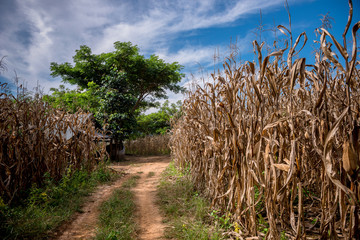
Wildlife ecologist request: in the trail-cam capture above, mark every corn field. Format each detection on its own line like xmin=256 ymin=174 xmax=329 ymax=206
xmin=0 ymin=86 xmax=106 ymax=204
xmin=125 ymin=134 xmax=171 ymax=156
xmin=171 ymin=4 xmax=360 ymax=239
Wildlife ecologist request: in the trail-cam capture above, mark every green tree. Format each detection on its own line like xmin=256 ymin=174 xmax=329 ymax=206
xmin=135 ymin=100 xmax=182 ymax=137
xmin=49 ymin=42 xmax=184 ymax=141
xmin=43 ymin=82 xmax=100 ymax=113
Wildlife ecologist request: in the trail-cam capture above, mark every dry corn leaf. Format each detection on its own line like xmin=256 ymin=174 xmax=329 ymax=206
xmin=342 ymin=140 xmax=358 ymax=173
xmin=273 ymin=163 xmax=290 ymax=172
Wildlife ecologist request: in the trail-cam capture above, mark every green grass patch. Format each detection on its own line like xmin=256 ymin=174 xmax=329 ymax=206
xmin=95 ymin=175 xmax=140 ymax=240
xmin=0 ymin=163 xmax=119 ymax=240
xmin=157 ymin=162 xmax=224 ymax=240
xmin=121 ymin=175 xmax=140 ymax=189
xmin=147 ymin=172 xmax=155 ymax=177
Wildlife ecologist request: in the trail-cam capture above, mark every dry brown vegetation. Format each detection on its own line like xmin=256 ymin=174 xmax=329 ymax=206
xmin=125 ymin=134 xmax=170 ymax=156
xmin=171 ymin=3 xmax=360 ymax=239
xmin=0 ymin=85 xmax=106 ymax=204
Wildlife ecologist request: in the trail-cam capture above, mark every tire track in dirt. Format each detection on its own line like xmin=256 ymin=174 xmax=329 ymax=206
xmin=54 ymin=155 xmax=170 ymax=240
xmin=54 ymin=172 xmax=130 ymax=239
xmin=112 ymin=155 xmax=170 ymax=240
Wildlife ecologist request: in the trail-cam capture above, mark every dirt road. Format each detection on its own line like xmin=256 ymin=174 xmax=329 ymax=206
xmin=55 ymin=155 xmax=171 ymax=240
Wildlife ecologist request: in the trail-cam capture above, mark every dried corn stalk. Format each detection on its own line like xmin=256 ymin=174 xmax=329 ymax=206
xmin=0 ymin=93 xmax=106 ymax=204
xmin=171 ymin=3 xmax=360 ymax=238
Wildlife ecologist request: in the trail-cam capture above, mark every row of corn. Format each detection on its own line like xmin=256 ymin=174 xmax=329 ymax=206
xmin=0 ymin=87 xmax=106 ymax=204
xmin=171 ymin=6 xmax=360 ymax=239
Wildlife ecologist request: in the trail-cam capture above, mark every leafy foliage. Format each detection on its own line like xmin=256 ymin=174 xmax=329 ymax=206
xmin=136 ymin=100 xmax=182 ymax=136
xmin=43 ymin=82 xmax=100 ymax=113
xmin=48 ymin=42 xmax=184 ymax=141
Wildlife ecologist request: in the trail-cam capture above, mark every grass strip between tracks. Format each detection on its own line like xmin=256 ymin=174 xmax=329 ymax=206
xmin=95 ymin=175 xmax=140 ymax=240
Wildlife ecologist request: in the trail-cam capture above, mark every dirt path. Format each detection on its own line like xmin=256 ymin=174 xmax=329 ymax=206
xmin=54 ymin=155 xmax=170 ymax=240
xmin=112 ymin=155 xmax=170 ymax=240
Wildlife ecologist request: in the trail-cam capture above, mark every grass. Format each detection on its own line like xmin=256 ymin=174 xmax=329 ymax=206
xmin=0 ymin=163 xmax=119 ymax=239
xmin=157 ymin=162 xmax=224 ymax=240
xmin=147 ymin=171 xmax=155 ymax=177
xmin=95 ymin=175 xmax=140 ymax=240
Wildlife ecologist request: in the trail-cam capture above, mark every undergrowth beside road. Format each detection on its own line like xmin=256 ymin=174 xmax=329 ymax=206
xmin=96 ymin=175 xmax=140 ymax=240
xmin=157 ymin=162 xmax=225 ymax=240
xmin=0 ymin=163 xmax=119 ymax=240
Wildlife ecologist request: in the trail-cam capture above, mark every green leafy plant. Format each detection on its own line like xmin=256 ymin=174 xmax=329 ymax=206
xmin=210 ymin=210 xmax=233 ymax=230
xmin=257 ymin=214 xmax=269 ymax=234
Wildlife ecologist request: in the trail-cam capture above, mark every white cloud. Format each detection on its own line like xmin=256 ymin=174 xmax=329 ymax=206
xmin=94 ymin=0 xmax=288 ymax=53
xmin=0 ymin=0 xmax=300 ymax=94
xmin=156 ymin=46 xmax=217 ymax=66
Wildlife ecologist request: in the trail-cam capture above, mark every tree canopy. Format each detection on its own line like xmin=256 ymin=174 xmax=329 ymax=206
xmin=43 ymin=82 xmax=100 ymax=113
xmin=48 ymin=42 xmax=184 ymax=141
xmin=135 ymin=100 xmax=182 ymax=137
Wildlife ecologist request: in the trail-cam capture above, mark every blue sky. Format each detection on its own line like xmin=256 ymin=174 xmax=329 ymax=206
xmin=0 ymin=0 xmax=359 ymax=107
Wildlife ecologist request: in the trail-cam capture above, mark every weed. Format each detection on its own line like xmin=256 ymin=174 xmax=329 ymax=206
xmin=157 ymin=162 xmax=224 ymax=239
xmin=96 ymin=176 xmax=139 ymax=240
xmin=0 ymin=166 xmax=119 ymax=239
xmin=280 ymin=231 xmax=287 ymax=240
xmin=121 ymin=175 xmax=140 ymax=189
xmin=257 ymin=213 xmax=269 ymax=235
xmin=210 ymin=210 xmax=233 ymax=230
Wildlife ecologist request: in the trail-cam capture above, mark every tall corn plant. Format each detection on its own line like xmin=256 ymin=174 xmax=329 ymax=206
xmin=171 ymin=1 xmax=360 ymax=238
xmin=0 ymin=86 xmax=106 ymax=204
xmin=125 ymin=134 xmax=171 ymax=156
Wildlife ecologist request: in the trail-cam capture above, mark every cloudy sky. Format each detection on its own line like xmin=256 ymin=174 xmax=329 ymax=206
xmin=0 ymin=0 xmax=359 ymax=106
